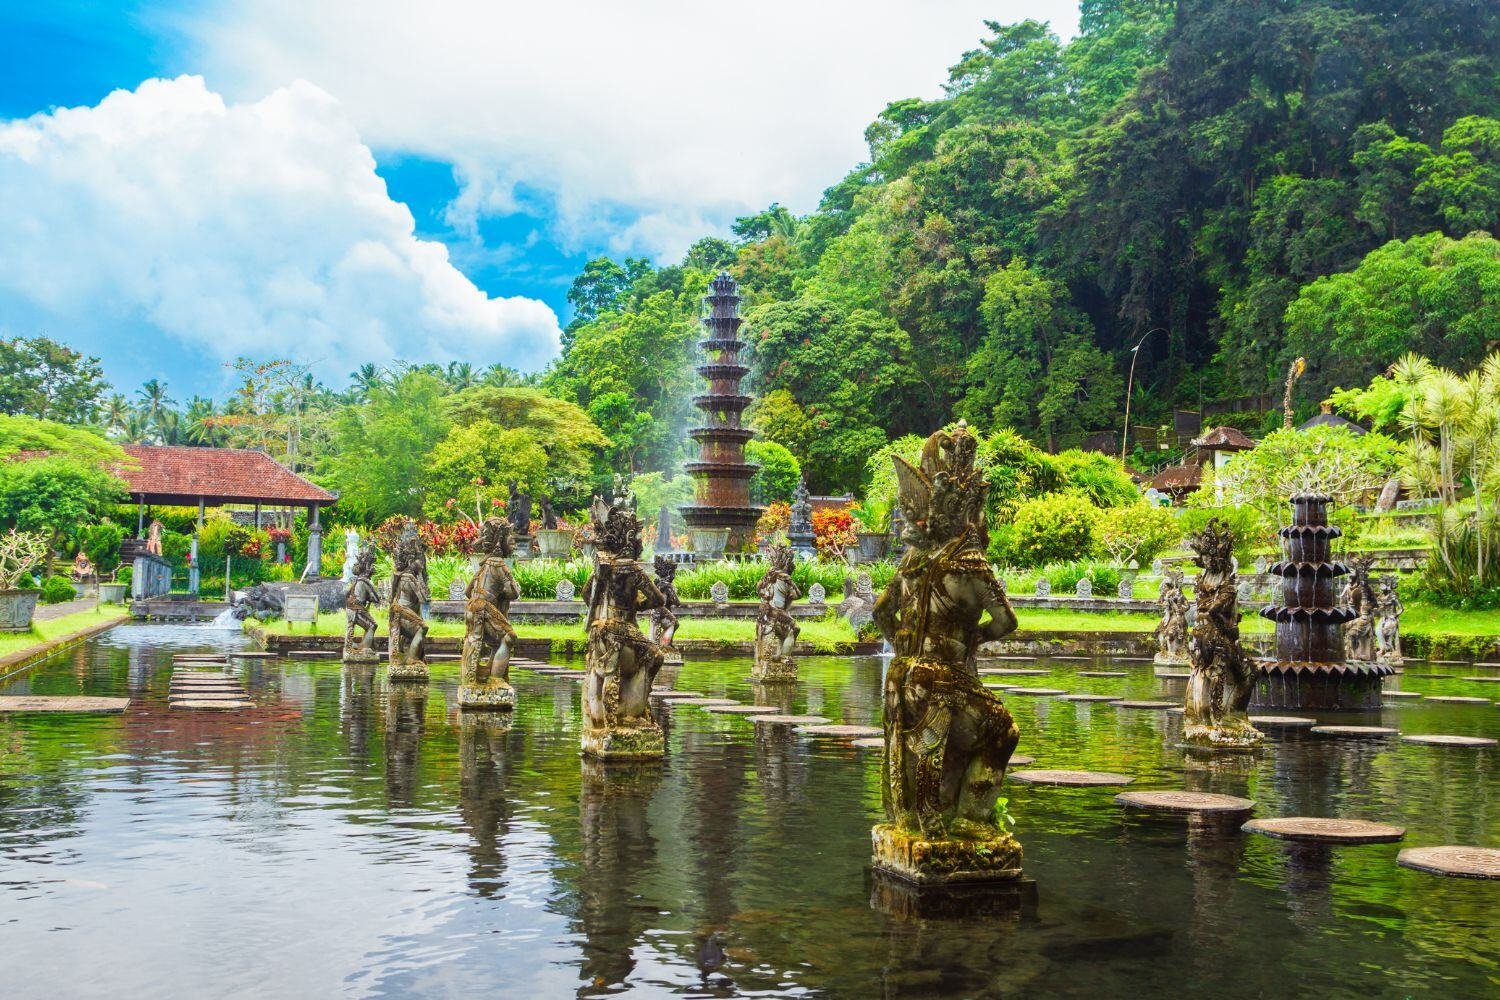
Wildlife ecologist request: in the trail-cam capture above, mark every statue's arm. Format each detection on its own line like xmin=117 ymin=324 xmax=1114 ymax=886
xmin=873 ymin=579 xmax=899 ymax=641
xmin=636 ymin=573 xmax=666 ymax=611
xmin=977 ymin=571 xmax=1018 ymax=641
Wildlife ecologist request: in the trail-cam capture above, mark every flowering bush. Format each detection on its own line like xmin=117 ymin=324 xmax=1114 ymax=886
xmin=371 ymin=515 xmax=479 ymax=556
xmin=812 ymin=506 xmax=857 ymax=561
xmin=755 ymin=501 xmax=790 ymax=544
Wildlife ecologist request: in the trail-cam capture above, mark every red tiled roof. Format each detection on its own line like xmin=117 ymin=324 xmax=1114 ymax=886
xmin=1191 ymin=426 xmax=1257 ymax=450
xmin=117 ymin=445 xmax=334 ymax=506
xmin=1148 ymin=463 xmax=1202 ymax=493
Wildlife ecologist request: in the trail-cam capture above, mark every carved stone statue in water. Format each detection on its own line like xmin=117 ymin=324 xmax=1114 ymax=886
xmin=752 ymin=543 xmax=801 ymax=683
xmin=342 ymin=544 xmax=381 ymax=663
xmin=1374 ymin=575 xmax=1404 ymax=666
xmin=581 ymin=495 xmax=667 ymax=759
xmin=872 ymin=421 xmax=1023 ymax=886
xmin=1182 ymin=519 xmax=1262 ymax=749
xmin=649 ymin=555 xmax=683 ymax=666
xmin=387 ymin=524 xmax=430 ymax=681
xmin=460 ymin=517 xmax=520 ymax=709
xmin=1341 ymin=554 xmax=1377 ymax=661
xmin=1154 ymin=567 xmax=1189 ymax=666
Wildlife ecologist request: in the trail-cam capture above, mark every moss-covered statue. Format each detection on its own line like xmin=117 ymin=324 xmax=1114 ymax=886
xmin=1341 ymin=554 xmax=1377 ymax=661
xmin=872 ymin=421 xmax=1023 ymax=886
xmin=1182 ymin=518 xmax=1262 ymax=749
xmin=459 ymin=517 xmax=520 ymax=709
xmin=1374 ymin=575 xmax=1404 ymax=666
xmin=1154 ymin=567 xmax=1189 ymax=667
xmin=581 ymin=494 xmax=667 ymax=759
xmin=649 ymin=555 xmax=683 ymax=666
xmin=752 ymin=543 xmax=801 ymax=683
xmin=387 ymin=524 xmax=429 ymax=682
xmin=343 ymin=544 xmax=381 ymax=663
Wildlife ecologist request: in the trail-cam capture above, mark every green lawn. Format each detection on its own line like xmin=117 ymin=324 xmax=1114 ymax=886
xmin=0 ymin=604 xmax=130 ymax=661
xmin=254 ymin=611 xmax=862 ymax=652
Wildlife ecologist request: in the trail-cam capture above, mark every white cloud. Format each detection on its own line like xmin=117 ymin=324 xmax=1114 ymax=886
xmin=180 ymin=0 xmax=1082 ymax=260
xmin=0 ymin=75 xmax=563 ymax=377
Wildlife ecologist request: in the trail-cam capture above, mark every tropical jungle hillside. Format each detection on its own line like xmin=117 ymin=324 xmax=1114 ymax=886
xmin=551 ymin=0 xmax=1500 ymax=493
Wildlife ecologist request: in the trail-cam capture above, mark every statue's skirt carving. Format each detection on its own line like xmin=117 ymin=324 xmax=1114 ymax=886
xmin=871 ymin=824 xmax=1023 ymax=886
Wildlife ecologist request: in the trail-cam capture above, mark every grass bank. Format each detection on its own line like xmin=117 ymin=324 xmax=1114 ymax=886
xmin=0 ymin=604 xmax=130 ymax=667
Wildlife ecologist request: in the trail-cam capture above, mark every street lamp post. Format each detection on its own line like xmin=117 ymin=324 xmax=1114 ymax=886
xmin=1120 ymin=328 xmax=1166 ymax=462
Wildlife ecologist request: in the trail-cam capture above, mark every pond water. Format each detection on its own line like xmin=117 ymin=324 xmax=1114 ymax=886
xmin=1 ymin=624 xmax=1497 ymax=998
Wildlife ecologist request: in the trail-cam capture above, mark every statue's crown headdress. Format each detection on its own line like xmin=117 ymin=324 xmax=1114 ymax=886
xmin=892 ymin=421 xmax=988 ymax=541
xmin=590 ymin=494 xmax=643 ymax=557
xmin=652 ymin=554 xmax=676 ymax=580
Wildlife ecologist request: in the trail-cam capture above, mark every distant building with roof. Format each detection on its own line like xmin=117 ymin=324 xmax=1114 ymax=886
xmin=1298 ymin=402 xmax=1367 ymax=435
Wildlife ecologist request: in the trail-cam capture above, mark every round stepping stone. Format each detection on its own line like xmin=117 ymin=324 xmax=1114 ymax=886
xmin=1060 ymin=694 xmax=1123 ymax=702
xmin=851 ymin=737 xmax=884 ymax=748
xmin=1009 ymin=754 xmax=1035 ymax=766
xmin=1424 ymin=696 xmax=1491 ymax=704
xmin=1461 ymin=676 xmax=1500 ymax=683
xmin=979 ymin=668 xmax=1047 ymax=677
xmin=1243 ymin=817 xmax=1405 ymax=844
xmin=649 ymin=690 xmax=704 ymax=700
xmin=1156 ymin=672 xmax=1190 ymax=680
xmin=1006 ymin=688 xmax=1067 ymax=696
xmin=752 ymin=714 xmax=829 ymax=726
xmin=1078 ymin=671 xmax=1126 ymax=678
xmin=1116 ymin=791 xmax=1255 ymax=815
xmin=984 ymin=683 xmax=1018 ymax=691
xmin=1382 ymin=691 xmax=1424 ymax=699
xmin=1249 ymin=716 xmax=1317 ymax=727
xmin=1400 ymin=734 xmax=1497 ymax=747
xmin=1397 ymin=845 xmax=1500 ymax=880
xmin=797 ymin=724 xmax=883 ymax=738
xmin=1009 ymin=769 xmax=1133 ymax=787
xmin=704 ymin=704 xmax=780 ymax=715
xmin=1476 ymin=661 xmax=1500 ymax=668
xmin=1310 ymin=725 xmax=1398 ymax=737
xmin=673 ymin=698 xmax=738 ymax=707
xmin=1117 ymin=700 xmax=1178 ymax=710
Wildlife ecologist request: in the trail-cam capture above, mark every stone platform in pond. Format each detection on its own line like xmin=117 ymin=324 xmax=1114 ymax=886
xmin=1115 ymin=791 xmax=1255 ymax=815
xmin=1010 ymin=769 xmax=1133 ymax=786
xmin=1396 ymin=845 xmax=1500 ymax=879
xmin=1400 ymin=734 xmax=1497 ymax=747
xmin=1243 ymin=817 xmax=1405 ymax=844
xmin=0 ymin=696 xmax=130 ymax=714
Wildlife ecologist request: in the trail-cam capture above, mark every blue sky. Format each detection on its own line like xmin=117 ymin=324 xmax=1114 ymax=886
xmin=0 ymin=1 xmax=1079 ymax=396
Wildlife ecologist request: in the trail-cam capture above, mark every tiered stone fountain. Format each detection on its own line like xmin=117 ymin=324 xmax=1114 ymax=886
xmin=1253 ymin=493 xmax=1394 ymax=710
xmin=680 ymin=271 xmax=762 ymax=555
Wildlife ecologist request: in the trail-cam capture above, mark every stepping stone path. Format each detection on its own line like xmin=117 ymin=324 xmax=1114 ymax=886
xmin=1249 ymin=716 xmax=1317 ymax=727
xmin=1397 ymin=845 xmax=1500 ymax=880
xmin=1117 ymin=701 xmax=1179 ymax=710
xmin=1007 ymin=688 xmax=1068 ymax=697
xmin=1424 ymin=696 xmax=1491 ymax=704
xmin=1243 ymin=817 xmax=1405 ymax=844
xmin=1060 ymin=694 xmax=1124 ymax=702
xmin=1009 ymin=755 xmax=1035 ymax=766
xmin=1383 ymin=691 xmax=1424 ymax=699
xmin=980 ymin=668 xmax=1048 ymax=676
xmin=650 ymin=691 xmax=705 ymax=700
xmin=1156 ymin=672 xmax=1190 ymax=680
xmin=1310 ymin=725 xmax=1398 ymax=737
xmin=1115 ymin=791 xmax=1255 ymax=815
xmin=1400 ymin=734 xmax=1497 ymax=747
xmin=753 ymin=714 xmax=830 ymax=726
xmin=851 ymin=738 xmax=883 ymax=748
xmin=0 ymin=696 xmax=130 ymax=714
xmin=1078 ymin=671 xmax=1126 ymax=678
xmin=169 ymin=670 xmax=252 ymax=711
xmin=674 ymin=698 xmax=739 ymax=706
xmin=225 ymin=651 xmax=276 ymax=659
xmin=1460 ymin=676 xmax=1500 ymax=683
xmin=1009 ymin=769 xmax=1134 ymax=787
xmin=798 ymin=724 xmax=884 ymax=738
xmin=288 ymin=650 xmax=340 ymax=659
xmin=705 ymin=704 xmax=781 ymax=715
xmin=1052 ymin=655 xmax=1091 ymax=661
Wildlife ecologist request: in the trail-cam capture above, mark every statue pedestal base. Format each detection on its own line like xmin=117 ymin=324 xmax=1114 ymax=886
xmin=581 ymin=720 xmax=664 ymax=760
xmin=1182 ymin=718 xmax=1265 ymax=751
xmin=388 ymin=661 xmax=429 ymax=683
xmin=751 ymin=653 xmax=798 ymax=684
xmin=660 ymin=648 xmax=683 ymax=667
xmin=458 ymin=679 xmax=515 ymax=710
xmin=343 ymin=647 xmax=380 ymax=664
xmin=871 ymin=871 xmax=1038 ymax=920
xmin=871 ymin=823 xmax=1023 ymax=886
xmin=1153 ymin=653 xmax=1189 ymax=676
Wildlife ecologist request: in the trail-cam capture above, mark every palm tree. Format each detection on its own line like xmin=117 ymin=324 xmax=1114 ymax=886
xmin=122 ymin=409 xmax=152 ymax=444
xmin=136 ymin=379 xmax=176 ymax=423
xmin=184 ymin=396 xmax=221 ymax=446
xmin=103 ymin=393 xmax=131 ymax=436
xmin=349 ymin=363 xmax=383 ymax=402
xmin=153 ymin=408 xmax=182 ymax=446
xmin=445 ymin=361 xmax=478 ymax=391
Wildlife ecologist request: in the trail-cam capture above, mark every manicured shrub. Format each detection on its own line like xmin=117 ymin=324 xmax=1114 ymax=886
xmin=1178 ymin=505 xmax=1268 ymax=564
xmin=1003 ymin=493 xmax=1100 ymax=567
xmin=1094 ymin=503 xmax=1180 ymax=567
xmin=40 ymin=575 xmax=76 ymax=603
xmin=79 ymin=521 xmax=125 ymax=574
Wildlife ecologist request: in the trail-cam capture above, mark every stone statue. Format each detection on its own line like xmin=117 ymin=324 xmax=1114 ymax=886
xmin=342 ymin=528 xmax=360 ymax=582
xmin=342 ymin=544 xmax=380 ymax=663
xmin=507 ymin=479 xmax=532 ymax=555
xmin=387 ymin=524 xmax=429 ymax=681
xmin=581 ymin=495 xmax=667 ymax=759
xmin=1341 ymin=555 xmax=1377 ymax=661
xmin=539 ymin=496 xmax=558 ymax=531
xmin=872 ymin=421 xmax=1023 ymax=887
xmin=649 ymin=555 xmax=682 ymax=665
xmin=1375 ymin=575 xmax=1404 ymax=666
xmin=1182 ymin=519 xmax=1262 ymax=749
xmin=146 ymin=519 xmax=163 ymax=556
xmin=788 ymin=477 xmax=815 ymax=559
xmin=752 ymin=543 xmax=802 ymax=683
xmin=1154 ymin=568 xmax=1190 ymax=666
xmin=459 ymin=518 xmax=520 ymax=709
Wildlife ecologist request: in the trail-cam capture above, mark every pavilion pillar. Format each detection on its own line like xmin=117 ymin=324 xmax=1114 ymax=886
xmin=136 ymin=496 xmax=145 ymax=538
xmin=305 ymin=503 xmax=322 ymax=581
xmin=189 ymin=497 xmax=205 ymax=596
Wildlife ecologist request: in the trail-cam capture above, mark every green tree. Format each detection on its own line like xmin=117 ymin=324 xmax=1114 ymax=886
xmin=446 ymin=386 xmax=609 ymax=497
xmin=0 ymin=336 xmax=109 ymax=423
xmin=320 ymin=370 xmax=451 ymax=523
xmin=1415 ymin=115 xmax=1500 ymax=233
xmin=745 ymin=439 xmax=800 ymax=505
xmin=422 ymin=422 xmax=548 ymax=521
